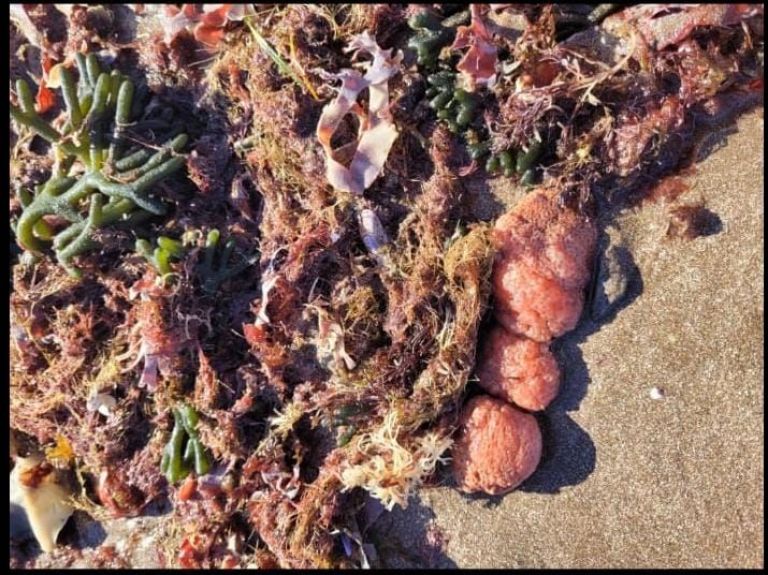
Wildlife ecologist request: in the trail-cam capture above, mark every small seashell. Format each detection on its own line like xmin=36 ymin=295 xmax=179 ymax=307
xmin=86 ymin=392 xmax=117 ymax=417
xmin=358 ymin=208 xmax=388 ymax=254
xmin=649 ymin=387 xmax=665 ymax=400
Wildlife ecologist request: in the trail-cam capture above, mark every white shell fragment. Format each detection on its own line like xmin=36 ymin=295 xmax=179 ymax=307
xmin=86 ymin=392 xmax=118 ymax=417
xmin=358 ymin=208 xmax=389 ymax=254
xmin=9 ymin=455 xmax=75 ymax=553
xmin=649 ymin=387 xmax=665 ymax=400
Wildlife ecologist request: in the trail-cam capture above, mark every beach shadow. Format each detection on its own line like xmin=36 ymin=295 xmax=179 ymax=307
xmin=519 ymin=412 xmax=596 ymax=494
xmin=522 ymin=223 xmax=643 ymax=493
xmin=58 ymin=511 xmax=108 ymax=550
xmin=459 ymin=487 xmax=505 ymax=509
xmin=366 ymin=495 xmax=458 ymax=569
xmin=691 ymin=123 xmax=738 ymax=164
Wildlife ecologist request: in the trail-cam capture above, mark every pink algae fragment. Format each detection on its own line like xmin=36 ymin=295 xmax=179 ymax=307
xmin=605 ymin=4 xmax=764 ymax=51
xmin=316 ymin=32 xmax=403 ymax=196
xmin=451 ymin=4 xmax=498 ymax=88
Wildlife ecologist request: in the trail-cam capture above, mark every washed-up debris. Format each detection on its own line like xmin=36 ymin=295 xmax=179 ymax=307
xmin=452 ymin=4 xmax=499 ymax=88
xmin=10 ymin=455 xmax=75 ymax=553
xmin=316 ymin=31 xmax=403 ymax=197
xmin=159 ymin=4 xmax=253 ymax=47
xmin=160 ymin=404 xmax=212 ymax=483
xmin=590 ymin=237 xmax=635 ymax=322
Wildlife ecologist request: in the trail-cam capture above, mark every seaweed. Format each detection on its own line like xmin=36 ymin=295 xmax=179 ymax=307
xmin=407 ymin=8 xmax=469 ymax=68
xmin=197 ymin=229 xmax=256 ymax=294
xmin=10 ymin=53 xmax=188 ymax=277
xmin=136 ymin=235 xmax=185 ymax=278
xmin=160 ymin=403 xmax=212 ymax=483
xmin=426 ymin=70 xmax=478 ymax=133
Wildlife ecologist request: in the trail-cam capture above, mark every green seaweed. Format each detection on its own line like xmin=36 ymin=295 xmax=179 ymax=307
xmin=407 ymin=8 xmax=469 ymax=68
xmin=136 ymin=235 xmax=185 ymax=278
xmin=160 ymin=404 xmax=211 ymax=484
xmin=198 ymin=229 xmax=256 ymax=294
xmin=10 ymin=53 xmax=188 ymax=277
xmin=483 ymin=138 xmax=542 ymax=184
xmin=425 ymin=70 xmax=479 ymax=134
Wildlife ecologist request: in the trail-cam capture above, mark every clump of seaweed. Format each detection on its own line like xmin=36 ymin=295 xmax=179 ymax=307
xmin=160 ymin=403 xmax=212 ymax=483
xmin=484 ymin=136 xmax=542 ymax=185
xmin=10 ymin=53 xmax=188 ymax=277
xmin=136 ymin=235 xmax=185 ymax=279
xmin=411 ymin=9 xmax=547 ymax=183
xmin=406 ymin=7 xmax=469 ymax=68
xmin=426 ymin=70 xmax=478 ymax=133
xmin=197 ymin=229 xmax=256 ymax=295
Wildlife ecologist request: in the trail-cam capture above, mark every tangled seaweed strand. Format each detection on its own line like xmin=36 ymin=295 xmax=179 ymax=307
xmin=160 ymin=404 xmax=211 ymax=483
xmin=10 ymin=53 xmax=187 ymax=277
xmin=198 ymin=229 xmax=256 ymax=294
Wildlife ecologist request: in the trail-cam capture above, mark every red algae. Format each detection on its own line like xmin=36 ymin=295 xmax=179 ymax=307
xmin=644 ymin=176 xmax=690 ymax=206
xmin=491 ymin=189 xmax=596 ymax=342
xmin=476 ymin=326 xmax=560 ymax=412
xmin=451 ymin=395 xmax=542 ymax=495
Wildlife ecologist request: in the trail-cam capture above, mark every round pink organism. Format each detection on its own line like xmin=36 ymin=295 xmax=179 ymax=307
xmin=491 ymin=188 xmax=597 ymax=341
xmin=493 ymin=189 xmax=597 ymax=290
xmin=451 ymin=395 xmax=542 ymax=495
xmin=476 ymin=326 xmax=561 ymax=411
xmin=493 ymin=258 xmax=584 ymax=342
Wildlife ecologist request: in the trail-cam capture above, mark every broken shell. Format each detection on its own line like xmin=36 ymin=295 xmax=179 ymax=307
xmin=86 ymin=392 xmax=117 ymax=417
xmin=358 ymin=208 xmax=388 ymax=254
xmin=10 ymin=455 xmax=74 ymax=553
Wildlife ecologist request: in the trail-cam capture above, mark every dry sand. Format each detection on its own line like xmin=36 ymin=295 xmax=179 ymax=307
xmin=375 ymin=109 xmax=764 ymax=569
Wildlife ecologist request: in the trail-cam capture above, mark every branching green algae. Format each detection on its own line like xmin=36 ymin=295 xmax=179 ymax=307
xmin=10 ymin=53 xmax=188 ymax=277
xmin=198 ymin=229 xmax=256 ymax=294
xmin=160 ymin=403 xmax=211 ymax=483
